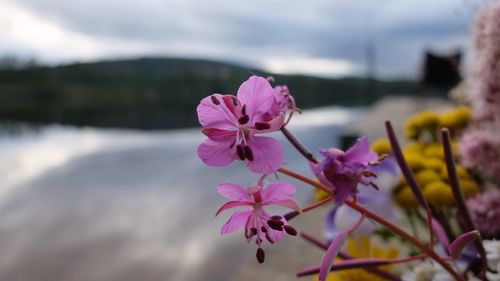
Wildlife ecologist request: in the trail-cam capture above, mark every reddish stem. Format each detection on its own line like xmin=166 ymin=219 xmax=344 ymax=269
xmin=281 ymin=127 xmax=318 ymax=164
xmin=300 ymin=232 xmax=402 ymax=281
xmin=441 ymin=129 xmax=487 ymax=278
xmin=278 ymin=167 xmax=465 ymax=281
xmin=283 ymin=195 xmax=332 ymax=222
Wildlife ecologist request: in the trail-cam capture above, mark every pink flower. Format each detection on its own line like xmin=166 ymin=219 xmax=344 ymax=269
xmin=459 ymin=130 xmax=500 ymax=182
xmin=466 ymin=188 xmax=500 ymax=238
xmin=197 ymin=76 xmax=285 ymax=174
xmin=313 ymin=137 xmax=378 ymax=205
xmin=215 ymin=180 xmax=301 ymax=263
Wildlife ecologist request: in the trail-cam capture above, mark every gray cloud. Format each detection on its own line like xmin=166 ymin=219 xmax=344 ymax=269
xmin=1 ymin=0 xmax=488 ymax=77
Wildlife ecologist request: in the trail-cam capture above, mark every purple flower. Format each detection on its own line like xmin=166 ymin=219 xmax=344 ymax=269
xmin=314 ymin=137 xmax=378 ymax=205
xmin=197 ymin=76 xmax=285 ymax=174
xmin=215 ymin=180 xmax=301 ymax=263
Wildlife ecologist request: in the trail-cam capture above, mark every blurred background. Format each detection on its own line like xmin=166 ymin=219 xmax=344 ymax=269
xmin=0 ymin=0 xmax=490 ymax=280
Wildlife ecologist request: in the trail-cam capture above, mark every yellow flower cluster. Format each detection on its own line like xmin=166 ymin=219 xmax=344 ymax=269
xmin=393 ymin=107 xmax=478 ymax=209
xmin=315 ymin=236 xmax=399 ymax=281
xmin=404 ymin=107 xmax=471 ymax=139
xmin=394 ymin=146 xmax=478 ymax=208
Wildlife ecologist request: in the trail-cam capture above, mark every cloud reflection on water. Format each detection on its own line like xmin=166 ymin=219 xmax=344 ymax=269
xmin=0 ymin=106 xmax=357 ymax=281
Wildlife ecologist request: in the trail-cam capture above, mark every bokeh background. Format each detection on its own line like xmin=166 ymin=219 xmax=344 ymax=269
xmin=0 ymin=0 xmax=490 ymax=280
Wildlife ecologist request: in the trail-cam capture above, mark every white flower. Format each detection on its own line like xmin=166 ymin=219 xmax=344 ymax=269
xmin=484 ymin=240 xmax=500 ymax=281
xmin=401 ymin=261 xmax=456 ymax=281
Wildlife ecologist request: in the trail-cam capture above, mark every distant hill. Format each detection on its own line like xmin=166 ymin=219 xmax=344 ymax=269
xmin=0 ymin=57 xmax=422 ymax=129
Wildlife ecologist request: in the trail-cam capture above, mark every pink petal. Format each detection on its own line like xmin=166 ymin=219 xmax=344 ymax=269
xmin=252 ymin=114 xmax=284 ymax=134
xmin=344 ymin=136 xmax=377 ymax=164
xmin=266 ymin=226 xmax=286 ymax=243
xmin=217 ymin=183 xmax=252 ymax=201
xmin=246 ymin=136 xmax=283 ymax=174
xmin=449 ymin=230 xmax=480 ymax=259
xmin=260 ymin=182 xmax=296 ymax=201
xmin=202 ymin=128 xmax=237 ymax=141
xmin=197 ymin=138 xmax=235 ymax=167
xmin=267 ymin=199 xmax=301 ymax=212
xmin=221 ymin=210 xmax=252 ymax=235
xmin=236 ymin=76 xmax=274 ymax=121
xmin=431 ymin=218 xmax=450 ymax=253
xmin=318 ymin=231 xmax=348 ymax=281
xmin=197 ymin=94 xmax=238 ymax=130
xmin=215 ymin=201 xmax=253 ymax=216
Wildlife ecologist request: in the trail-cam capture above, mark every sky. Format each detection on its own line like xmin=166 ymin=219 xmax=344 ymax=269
xmin=0 ymin=0 xmax=488 ymax=78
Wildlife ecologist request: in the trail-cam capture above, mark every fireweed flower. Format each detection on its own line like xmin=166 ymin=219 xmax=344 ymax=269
xmin=325 ymin=161 xmax=400 ymax=241
xmin=313 ymin=137 xmax=379 ymax=205
xmin=197 ymin=75 xmax=287 ymax=174
xmin=215 ymin=179 xmax=301 ymax=263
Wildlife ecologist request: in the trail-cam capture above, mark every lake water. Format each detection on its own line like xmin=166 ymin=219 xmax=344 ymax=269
xmin=0 ymin=106 xmax=361 ymax=281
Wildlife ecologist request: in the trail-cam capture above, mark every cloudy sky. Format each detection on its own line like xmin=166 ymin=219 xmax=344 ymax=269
xmin=0 ymin=0 xmax=488 ymax=78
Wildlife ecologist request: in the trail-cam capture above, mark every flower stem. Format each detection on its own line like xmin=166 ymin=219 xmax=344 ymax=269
xmin=300 ymin=232 xmax=402 ymax=281
xmin=385 ymin=121 xmax=435 ymax=247
xmin=278 ymin=167 xmax=330 ymax=193
xmin=280 ymin=127 xmax=318 ymax=164
xmin=441 ymin=128 xmax=487 ymax=278
xmin=283 ymin=195 xmax=332 ymax=221
xmin=278 ymin=166 xmax=465 ymax=281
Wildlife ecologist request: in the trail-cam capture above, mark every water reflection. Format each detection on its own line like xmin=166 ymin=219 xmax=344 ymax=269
xmin=0 ymin=106 xmax=360 ymax=281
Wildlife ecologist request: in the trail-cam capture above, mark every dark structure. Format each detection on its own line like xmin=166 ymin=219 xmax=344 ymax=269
xmin=421 ymin=51 xmax=462 ymax=87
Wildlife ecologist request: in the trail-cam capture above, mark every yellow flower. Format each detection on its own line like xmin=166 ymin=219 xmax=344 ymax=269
xmin=438 ymin=107 xmax=471 ymax=129
xmin=405 ymin=115 xmax=422 ymax=139
xmin=423 ymin=181 xmax=454 ymax=207
xmin=461 ymin=179 xmax=479 ymax=198
xmin=418 ymin=111 xmax=440 ymax=128
xmin=395 ymin=185 xmax=419 ymax=209
xmin=371 ymin=138 xmax=391 ymax=155
xmin=439 ymin=165 xmax=469 ymax=180
xmin=422 ymin=158 xmax=445 ymax=171
xmin=403 ymin=142 xmax=425 ymax=154
xmin=316 ymin=236 xmax=399 ymax=281
xmin=403 ymin=151 xmax=425 ymax=171
xmin=415 ymin=169 xmax=441 ymax=186
xmin=423 ymin=144 xmax=444 ymax=159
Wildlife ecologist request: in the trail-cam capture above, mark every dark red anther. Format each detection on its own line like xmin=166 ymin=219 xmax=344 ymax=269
xmin=243 ymin=145 xmax=254 ymax=161
xmin=256 ymin=248 xmax=265 ymax=264
xmin=245 ymin=227 xmax=257 ymax=238
xmin=232 ymin=97 xmax=238 ymax=106
xmin=210 ymin=95 xmax=220 ymax=105
xmin=236 ymin=145 xmax=246 ymax=160
xmin=271 ymin=215 xmax=282 ymax=220
xmin=362 ymin=171 xmax=377 ymax=178
xmin=267 ymin=219 xmax=284 ymax=231
xmin=283 ymin=225 xmax=297 ymax=236
xmin=265 ymin=232 xmax=275 ymax=244
xmin=255 ymin=122 xmax=271 ymax=130
xmin=369 ymin=182 xmax=380 ymax=190
xmin=261 ymin=226 xmax=267 ymax=233
xmin=241 ymin=104 xmax=247 ymax=115
xmin=238 ymin=115 xmax=249 ymax=125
